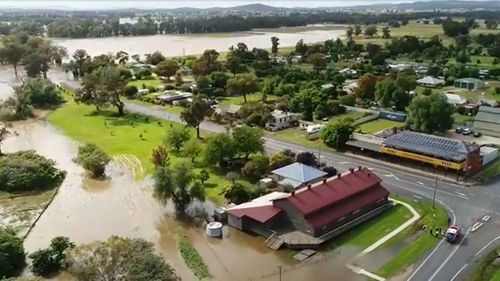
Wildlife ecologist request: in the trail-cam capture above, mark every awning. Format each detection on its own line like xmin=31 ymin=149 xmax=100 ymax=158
xmin=346 ymin=140 xmax=381 ymax=152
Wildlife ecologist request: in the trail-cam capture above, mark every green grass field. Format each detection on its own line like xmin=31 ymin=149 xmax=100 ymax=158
xmin=358 ymin=119 xmax=405 ymax=134
xmin=219 ymin=93 xmax=278 ymax=106
xmin=128 ymin=78 xmax=162 ymax=89
xmin=48 ymin=93 xmax=250 ymax=204
xmin=376 ymin=195 xmax=449 ymax=278
xmin=491 ymin=269 xmax=500 ymax=281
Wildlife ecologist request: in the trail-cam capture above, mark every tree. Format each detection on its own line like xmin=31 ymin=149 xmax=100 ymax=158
xmin=355 ymin=73 xmax=378 ymax=100
xmin=75 ymin=66 xmax=128 ymax=115
xmin=16 ymin=78 xmax=62 ymax=108
xmin=406 ymin=93 xmax=454 ymax=133
xmin=0 ymin=36 xmax=26 ymax=78
xmin=155 ymin=59 xmax=179 ymax=81
xmin=209 ymin=71 xmax=230 ymax=89
xmin=375 ymin=78 xmax=398 ymax=108
xmin=221 ymin=182 xmax=253 ymax=204
xmin=232 ymin=125 xmax=264 ymax=159
xmin=346 ymin=26 xmax=354 ymax=39
xmin=269 ymin=151 xmax=294 ymax=170
xmin=204 ymin=133 xmax=236 ymax=167
xmin=225 ymin=52 xmax=246 ymax=77
xmin=183 ymin=138 xmax=202 ymax=163
xmin=23 ymin=52 xmax=50 ymax=78
xmin=364 ymin=25 xmax=378 ymax=38
xmin=0 ymin=227 xmax=25 ymax=278
xmin=295 ymin=39 xmax=308 ymax=55
xmin=241 ymin=155 xmax=269 ymax=182
xmin=393 ymin=88 xmax=412 ymax=111
xmin=0 ymin=127 xmax=9 ymax=156
xmin=309 ymin=53 xmax=327 ymax=73
xmin=271 ymin=36 xmax=280 ymax=56
xmin=354 ymin=24 xmax=362 ymax=36
xmin=180 ymin=95 xmax=212 ymax=139
xmin=198 ymin=170 xmax=210 ymax=184
xmin=321 ymin=118 xmax=355 ymax=149
xmin=396 ymin=74 xmax=417 ymax=92
xmin=29 ymin=237 xmax=75 ymax=277
xmin=151 ymin=146 xmax=170 ymax=168
xmin=442 ymin=20 xmax=469 ymax=37
xmin=72 ymin=49 xmax=89 ymax=79
xmin=145 ymin=51 xmax=166 ymax=65
xmin=67 ymin=236 xmax=179 ymax=281
xmin=227 ymin=73 xmax=259 ymax=103
xmin=382 ymin=26 xmax=391 ymax=39
xmin=296 ymin=152 xmax=318 ymax=167
xmin=74 ymin=143 xmax=111 ymax=178
xmin=153 ymin=163 xmax=205 ymax=213
xmin=192 ymin=49 xmax=221 ymax=76
xmin=164 ymin=126 xmax=190 ymax=153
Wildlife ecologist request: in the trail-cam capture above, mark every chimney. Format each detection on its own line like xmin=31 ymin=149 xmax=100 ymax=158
xmin=291 ymin=190 xmax=295 ymax=196
xmin=307 ymin=184 xmax=312 ymax=190
xmin=367 ymin=173 xmax=371 ymax=177
xmin=349 ymin=168 xmax=354 ymax=173
xmin=337 ymin=174 xmax=341 ymax=179
xmin=358 ymin=166 xmax=362 ymax=171
xmin=322 ymin=178 xmax=327 ymax=184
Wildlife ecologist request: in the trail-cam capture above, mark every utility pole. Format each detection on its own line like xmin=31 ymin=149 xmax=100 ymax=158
xmin=432 ymin=176 xmax=438 ymax=208
xmin=278 ymin=266 xmax=282 ymax=281
xmin=318 ymin=144 xmax=321 ymax=166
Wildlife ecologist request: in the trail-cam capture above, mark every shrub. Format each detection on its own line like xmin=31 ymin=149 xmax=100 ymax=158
xmin=339 ymin=94 xmax=356 ymax=106
xmin=123 ymin=85 xmax=138 ymax=98
xmin=241 ymin=156 xmax=269 ymax=182
xmin=322 ymin=166 xmax=338 ymax=177
xmin=0 ymin=227 xmax=26 ymax=278
xmin=74 ymin=143 xmax=111 ymax=178
xmin=269 ymin=152 xmax=294 ymax=170
xmin=0 ymin=151 xmax=66 ymax=192
xmin=296 ymin=152 xmax=317 ymax=167
xmin=29 ymin=237 xmax=74 ymax=277
xmin=495 ymin=87 xmax=500 ymax=94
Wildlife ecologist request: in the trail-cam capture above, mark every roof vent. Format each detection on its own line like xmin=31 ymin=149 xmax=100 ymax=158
xmin=358 ymin=166 xmax=362 ymax=171
xmin=322 ymin=178 xmax=327 ymax=184
xmin=307 ymin=184 xmax=312 ymax=189
xmin=291 ymin=190 xmax=295 ymax=196
xmin=337 ymin=174 xmax=341 ymax=179
xmin=367 ymin=173 xmax=371 ymax=177
xmin=349 ymin=168 xmax=354 ymax=173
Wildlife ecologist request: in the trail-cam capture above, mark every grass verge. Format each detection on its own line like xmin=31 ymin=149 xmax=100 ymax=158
xmin=376 ymin=195 xmax=449 ymax=278
xmin=474 ymin=157 xmax=500 ymax=184
xmin=465 ymin=247 xmax=500 ymax=281
xmin=357 ymin=119 xmax=405 ymax=134
xmin=178 ymin=235 xmax=210 ymax=280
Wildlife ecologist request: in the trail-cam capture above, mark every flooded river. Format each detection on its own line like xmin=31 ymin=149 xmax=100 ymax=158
xmin=53 ymin=27 xmax=345 ymax=57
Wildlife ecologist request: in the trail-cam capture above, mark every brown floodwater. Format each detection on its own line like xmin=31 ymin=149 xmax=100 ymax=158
xmin=53 ymin=27 xmax=345 ymax=57
xmin=2 ymin=118 xmax=369 ymax=281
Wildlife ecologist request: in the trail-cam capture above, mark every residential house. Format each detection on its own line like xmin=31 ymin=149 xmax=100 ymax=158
xmin=265 ymin=110 xmax=300 ymax=131
xmin=454 ymin=78 xmax=486 ymax=91
xmin=270 ymin=162 xmax=327 ymax=189
xmin=444 ymin=93 xmax=466 ymax=105
xmin=417 ymin=76 xmax=445 ymax=88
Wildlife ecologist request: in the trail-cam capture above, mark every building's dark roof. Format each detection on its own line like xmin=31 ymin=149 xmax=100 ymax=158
xmin=346 ymin=140 xmax=381 ymax=152
xmin=275 ymin=168 xmax=387 ymax=217
xmin=382 ymin=131 xmax=477 ymax=162
xmin=474 ymin=106 xmax=500 ymax=124
xmin=455 ymin=77 xmax=483 ymax=84
xmin=228 ymin=206 xmax=282 ymax=223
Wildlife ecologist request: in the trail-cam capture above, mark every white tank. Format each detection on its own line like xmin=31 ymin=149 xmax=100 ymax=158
xmin=206 ymin=222 xmax=223 ymax=238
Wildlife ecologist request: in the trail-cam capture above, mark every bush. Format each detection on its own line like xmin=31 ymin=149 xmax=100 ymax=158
xmin=18 ymin=78 xmax=63 ymax=108
xmin=29 ymin=237 xmax=74 ymax=277
xmin=269 ymin=152 xmax=294 ymax=170
xmin=123 ymin=85 xmax=138 ymax=98
xmin=74 ymin=143 xmax=111 ymax=178
xmin=0 ymin=151 xmax=66 ymax=192
xmin=322 ymin=166 xmax=338 ymax=177
xmin=495 ymin=87 xmax=500 ymax=94
xmin=339 ymin=94 xmax=356 ymax=106
xmin=0 ymin=227 xmax=26 ymax=278
xmin=241 ymin=156 xmax=269 ymax=182
xmin=296 ymin=152 xmax=317 ymax=167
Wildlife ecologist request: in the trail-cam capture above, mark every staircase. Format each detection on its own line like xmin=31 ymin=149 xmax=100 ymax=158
xmin=264 ymin=232 xmax=285 ymax=250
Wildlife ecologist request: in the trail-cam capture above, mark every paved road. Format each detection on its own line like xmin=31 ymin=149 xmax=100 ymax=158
xmin=49 ymin=72 xmax=500 ymax=281
xmin=124 ymin=101 xmax=500 ymax=281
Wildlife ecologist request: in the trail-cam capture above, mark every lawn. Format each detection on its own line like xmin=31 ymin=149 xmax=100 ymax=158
xmin=465 ymin=247 xmax=500 ymax=281
xmin=219 ymin=93 xmax=278 ymax=106
xmin=357 ymin=119 xmax=405 ymax=134
xmin=323 ymin=203 xmax=413 ymax=250
xmin=453 ymin=113 xmax=473 ymax=125
xmin=128 ymin=78 xmax=162 ymax=89
xmin=376 ymin=195 xmax=449 ymax=278
xmin=48 ymin=92 xmax=251 ymax=204
xmin=126 ymin=97 xmax=185 ymax=114
xmin=491 ymin=269 xmax=500 ymax=281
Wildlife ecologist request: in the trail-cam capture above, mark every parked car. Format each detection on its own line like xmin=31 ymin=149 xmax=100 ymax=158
xmin=473 ymin=132 xmax=482 ymax=138
xmin=445 ymin=225 xmax=461 ymax=243
xmin=462 ymin=128 xmax=472 ymax=135
xmin=455 ymin=127 xmax=463 ymax=133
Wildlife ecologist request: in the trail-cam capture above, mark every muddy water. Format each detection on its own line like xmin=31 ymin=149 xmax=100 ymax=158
xmin=53 ymin=27 xmax=344 ymax=57
xmin=0 ymin=66 xmax=19 ymax=101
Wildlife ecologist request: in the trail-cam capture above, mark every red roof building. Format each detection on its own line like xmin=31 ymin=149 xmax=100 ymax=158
xmin=227 ymin=168 xmax=390 ymax=241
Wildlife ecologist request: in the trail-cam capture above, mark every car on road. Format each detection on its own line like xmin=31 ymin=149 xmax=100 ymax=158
xmin=462 ymin=128 xmax=472 ymax=135
xmin=473 ymin=131 xmax=482 ymax=138
xmin=455 ymin=127 xmax=463 ymax=133
xmin=445 ymin=225 xmax=461 ymax=243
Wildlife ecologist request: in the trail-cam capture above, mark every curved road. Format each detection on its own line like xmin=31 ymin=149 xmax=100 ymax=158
xmin=48 ymin=72 xmax=500 ymax=281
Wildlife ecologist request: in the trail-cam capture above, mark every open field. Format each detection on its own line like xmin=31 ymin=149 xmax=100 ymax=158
xmin=376 ymin=195 xmax=449 ymax=278
xmin=48 ymin=93 xmax=252 ymax=204
xmin=357 ymin=119 xmax=405 ymax=134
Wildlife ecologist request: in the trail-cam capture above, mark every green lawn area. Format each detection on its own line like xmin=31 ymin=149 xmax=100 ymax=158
xmin=178 ymin=235 xmax=210 ymax=280
xmin=376 ymin=195 xmax=449 ymax=278
xmin=128 ymin=78 xmax=162 ymax=89
xmin=324 ymin=203 xmax=412 ymax=250
xmin=491 ymin=269 xmax=500 ymax=281
xmin=48 ymin=92 xmax=251 ymax=204
xmin=126 ymin=97 xmax=185 ymax=114
xmin=453 ymin=113 xmax=473 ymax=125
xmin=219 ymin=93 xmax=278 ymax=106
xmin=465 ymin=247 xmax=500 ymax=281
xmin=357 ymin=119 xmax=405 ymax=134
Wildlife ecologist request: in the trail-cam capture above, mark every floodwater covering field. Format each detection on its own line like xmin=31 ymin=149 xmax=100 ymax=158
xmin=53 ymin=26 xmax=345 ymax=57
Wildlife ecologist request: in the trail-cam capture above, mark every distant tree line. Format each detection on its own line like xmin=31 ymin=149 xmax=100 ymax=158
xmin=0 ymin=11 xmax=499 ymax=38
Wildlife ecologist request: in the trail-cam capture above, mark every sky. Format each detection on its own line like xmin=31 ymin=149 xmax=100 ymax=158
xmin=0 ymin=0 xmax=459 ymax=10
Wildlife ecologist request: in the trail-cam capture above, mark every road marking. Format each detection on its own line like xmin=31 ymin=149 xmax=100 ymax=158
xmin=428 ymin=228 xmax=471 ymax=281
xmin=386 ymin=178 xmax=469 ymax=200
xmin=456 ymin=192 xmax=467 ymax=197
xmin=339 ymin=161 xmax=350 ymax=165
xmin=417 ymin=181 xmax=424 ymax=185
xmin=482 ymin=215 xmax=491 ymax=222
xmin=471 ymin=222 xmax=484 ymax=232
xmin=412 ymin=195 xmax=423 ymax=200
xmin=474 ymin=235 xmax=500 ymax=257
xmin=450 ymin=263 xmax=468 ymax=281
